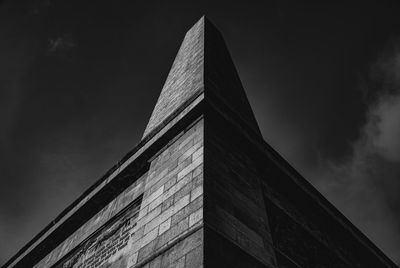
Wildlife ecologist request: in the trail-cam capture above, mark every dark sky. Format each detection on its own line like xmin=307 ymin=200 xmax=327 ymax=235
xmin=1 ymin=0 xmax=400 ymax=265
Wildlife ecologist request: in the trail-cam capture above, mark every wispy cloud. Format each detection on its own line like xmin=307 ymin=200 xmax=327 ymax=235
xmin=47 ymin=34 xmax=76 ymax=56
xmin=310 ymin=39 xmax=400 ymax=263
xmin=368 ymin=93 xmax=400 ymax=163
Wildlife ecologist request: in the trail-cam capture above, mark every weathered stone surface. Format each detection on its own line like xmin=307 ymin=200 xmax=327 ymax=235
xmin=143 ymin=16 xmax=261 ymax=139
xmin=185 ymin=245 xmax=203 ymax=268
xmin=143 ymin=18 xmax=204 ymax=138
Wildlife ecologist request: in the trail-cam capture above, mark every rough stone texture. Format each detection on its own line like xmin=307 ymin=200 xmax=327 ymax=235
xmin=143 ymin=17 xmax=261 ymax=139
xmin=143 ymin=18 xmax=204 ymax=138
xmin=130 ymin=119 xmax=204 ymax=268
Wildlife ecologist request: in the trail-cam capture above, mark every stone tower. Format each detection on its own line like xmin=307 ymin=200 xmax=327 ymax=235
xmin=4 ymin=17 xmax=397 ymax=268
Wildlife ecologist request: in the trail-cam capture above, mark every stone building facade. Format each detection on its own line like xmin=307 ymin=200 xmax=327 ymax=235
xmin=3 ymin=17 xmax=397 ymax=268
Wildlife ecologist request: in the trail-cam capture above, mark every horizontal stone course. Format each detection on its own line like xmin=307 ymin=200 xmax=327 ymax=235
xmin=185 ymin=245 xmax=203 ymax=268
xmin=189 ymin=209 xmax=203 ymax=228
xmin=160 ymin=228 xmax=203 ymax=267
xmin=190 ymin=186 xmax=203 ymax=202
xmin=143 ymin=194 xmax=190 ymax=235
xmin=127 ymin=119 xmax=204 ymax=267
xmin=159 ymin=218 xmax=171 ymax=235
xmin=171 ymin=195 xmax=203 ymax=226
xmin=155 ymin=217 xmax=189 ymax=251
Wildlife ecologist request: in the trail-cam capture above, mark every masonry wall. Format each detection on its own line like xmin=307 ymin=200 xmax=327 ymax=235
xmin=261 ymin=165 xmax=393 ymax=268
xmin=36 ymin=118 xmax=204 ymax=268
xmin=203 ymin=110 xmax=277 ymax=268
xmin=133 ymin=118 xmax=204 ymax=268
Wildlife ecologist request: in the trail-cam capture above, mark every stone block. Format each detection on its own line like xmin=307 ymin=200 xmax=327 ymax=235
xmin=137 ymin=239 xmax=156 ymax=264
xmin=133 ymin=227 xmax=158 ymax=253
xmin=164 ymin=175 xmax=177 ymax=191
xmin=159 ymin=218 xmax=172 ymax=235
xmin=143 ymin=185 xmax=164 ymax=207
xmin=148 ymin=194 xmax=163 ymax=212
xmin=190 ymin=186 xmax=203 ymax=202
xmin=127 ymin=252 xmax=138 ymax=268
xmin=161 ymin=196 xmax=174 ymax=212
xmin=149 ymin=255 xmax=162 ymax=268
xmin=185 ymin=245 xmax=203 ymax=268
xmin=137 ymin=205 xmax=162 ymax=227
xmin=171 ymin=196 xmax=203 ymax=226
xmin=170 ymin=256 xmax=185 ymax=268
xmin=155 ymin=217 xmax=189 ymax=250
xmin=189 ymin=209 xmax=203 ymax=227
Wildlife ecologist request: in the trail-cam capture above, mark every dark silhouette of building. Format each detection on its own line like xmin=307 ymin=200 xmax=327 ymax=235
xmin=3 ymin=16 xmax=397 ymax=268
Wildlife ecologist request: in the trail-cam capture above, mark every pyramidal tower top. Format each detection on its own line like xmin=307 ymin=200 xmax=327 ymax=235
xmin=143 ymin=16 xmax=262 ymax=138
